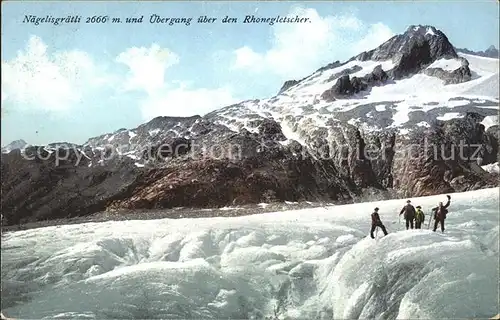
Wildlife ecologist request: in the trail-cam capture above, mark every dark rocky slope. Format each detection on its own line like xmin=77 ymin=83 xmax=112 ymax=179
xmin=2 ymin=112 xmax=497 ymax=226
xmin=0 ymin=120 xmax=357 ymax=225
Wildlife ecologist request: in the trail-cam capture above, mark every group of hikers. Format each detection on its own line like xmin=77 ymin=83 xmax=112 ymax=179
xmin=370 ymin=195 xmax=451 ymax=239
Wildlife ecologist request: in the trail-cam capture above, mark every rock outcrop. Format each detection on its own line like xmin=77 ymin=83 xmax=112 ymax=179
xmin=423 ymin=57 xmax=472 ymax=84
xmin=321 ymin=65 xmax=390 ymax=100
xmin=391 ymin=114 xmax=499 ymax=196
xmin=278 ymin=80 xmax=300 ymax=94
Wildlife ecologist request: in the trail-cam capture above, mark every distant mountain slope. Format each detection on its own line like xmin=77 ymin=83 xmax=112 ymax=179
xmin=455 ymin=45 xmax=499 ymax=59
xmin=1 ymin=139 xmax=27 ymax=153
xmin=2 ymin=25 xmax=498 ymax=226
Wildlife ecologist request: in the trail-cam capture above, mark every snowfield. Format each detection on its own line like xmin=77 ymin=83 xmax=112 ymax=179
xmin=426 ymin=57 xmax=464 ymax=71
xmin=482 ymin=162 xmax=500 ymax=174
xmin=210 ymin=52 xmax=499 ymax=148
xmin=1 ymin=188 xmax=499 ymax=319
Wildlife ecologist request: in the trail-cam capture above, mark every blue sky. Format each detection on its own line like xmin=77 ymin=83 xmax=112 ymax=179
xmin=1 ymin=1 xmax=499 ymax=146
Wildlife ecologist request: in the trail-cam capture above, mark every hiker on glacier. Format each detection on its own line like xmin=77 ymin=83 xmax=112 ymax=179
xmin=415 ymin=206 xmax=425 ymax=229
xmin=399 ymin=200 xmax=416 ymax=230
xmin=431 ymin=195 xmax=452 ymax=232
xmin=370 ymin=207 xmax=388 ymax=239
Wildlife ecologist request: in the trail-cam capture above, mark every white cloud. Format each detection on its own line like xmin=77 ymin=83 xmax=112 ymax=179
xmin=352 ymin=22 xmax=395 ymax=54
xmin=234 ymin=46 xmax=264 ymax=71
xmin=2 ymin=37 xmax=239 ymax=120
xmin=116 ymin=44 xmax=238 ymax=120
xmin=232 ymin=6 xmax=395 ymax=79
xmin=116 ymin=44 xmax=180 ymax=95
xmin=1 ymin=35 xmax=110 ymax=112
xmin=140 ymin=85 xmax=237 ymax=120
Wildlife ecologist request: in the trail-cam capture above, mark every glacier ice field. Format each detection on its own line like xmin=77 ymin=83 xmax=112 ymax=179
xmin=1 ymin=188 xmax=499 ymax=319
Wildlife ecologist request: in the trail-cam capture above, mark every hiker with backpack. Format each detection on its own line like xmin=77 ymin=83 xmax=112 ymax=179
xmin=370 ymin=207 xmax=388 ymax=239
xmin=399 ymin=200 xmax=416 ymax=230
xmin=415 ymin=206 xmax=425 ymax=229
xmin=431 ymin=195 xmax=451 ymax=232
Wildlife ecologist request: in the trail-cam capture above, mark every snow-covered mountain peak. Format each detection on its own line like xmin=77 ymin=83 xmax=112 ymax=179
xmin=456 ymin=45 xmax=499 ymax=59
xmin=1 ymin=139 xmax=28 ymax=154
xmin=485 ymin=45 xmax=499 ymax=58
xmin=204 ymin=48 xmax=497 ymax=156
xmin=407 ymin=24 xmax=439 ymax=36
xmin=355 ymin=24 xmax=457 ymax=67
xmin=279 ymin=25 xmax=456 ymax=95
xmin=486 ymin=44 xmax=497 ymax=51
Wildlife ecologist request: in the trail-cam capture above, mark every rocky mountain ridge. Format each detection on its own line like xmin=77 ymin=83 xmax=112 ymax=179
xmin=455 ymin=45 xmax=499 ymax=59
xmin=1 ymin=139 xmax=27 ymax=154
xmin=2 ymin=24 xmax=499 ymax=226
